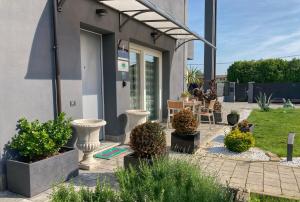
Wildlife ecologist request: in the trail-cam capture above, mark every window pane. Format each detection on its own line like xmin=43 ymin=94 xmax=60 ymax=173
xmin=145 ymin=55 xmax=159 ymax=120
xmin=129 ymin=52 xmax=141 ymax=109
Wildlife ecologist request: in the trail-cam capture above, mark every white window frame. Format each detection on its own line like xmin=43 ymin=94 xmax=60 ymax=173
xmin=130 ymin=43 xmax=162 ymax=121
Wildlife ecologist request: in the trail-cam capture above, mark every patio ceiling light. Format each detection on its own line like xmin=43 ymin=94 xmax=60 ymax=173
xmin=98 ymin=0 xmax=216 ymax=50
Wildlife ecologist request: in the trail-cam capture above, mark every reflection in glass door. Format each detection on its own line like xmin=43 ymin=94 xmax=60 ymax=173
xmin=129 ymin=44 xmax=162 ymax=121
xmin=129 ymin=52 xmax=141 ymax=109
xmin=145 ymin=55 xmax=159 ymax=120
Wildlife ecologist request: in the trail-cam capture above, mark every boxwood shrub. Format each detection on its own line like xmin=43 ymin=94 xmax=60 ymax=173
xmin=224 ymin=129 xmax=255 ymax=153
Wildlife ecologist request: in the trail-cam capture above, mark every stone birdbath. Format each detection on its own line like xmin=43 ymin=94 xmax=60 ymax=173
xmin=124 ymin=110 xmax=150 ymax=144
xmin=71 ymin=119 xmax=106 ymax=170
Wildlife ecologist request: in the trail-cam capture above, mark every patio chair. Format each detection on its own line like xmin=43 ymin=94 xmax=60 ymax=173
xmin=195 ymin=99 xmax=216 ymax=129
xmin=167 ymin=100 xmax=184 ymax=128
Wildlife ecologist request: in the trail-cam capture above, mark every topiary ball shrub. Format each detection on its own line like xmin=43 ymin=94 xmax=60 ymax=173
xmin=224 ymin=129 xmax=255 ymax=153
xmin=172 ymin=109 xmax=198 ymax=134
xmin=130 ymin=122 xmax=166 ymax=158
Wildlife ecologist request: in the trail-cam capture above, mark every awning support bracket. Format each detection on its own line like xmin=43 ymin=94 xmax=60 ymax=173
xmin=175 ymin=39 xmax=197 ymax=51
xmin=153 ymin=28 xmax=181 ymax=43
xmin=57 ymin=0 xmax=67 ymax=12
xmin=119 ymin=10 xmax=150 ymax=32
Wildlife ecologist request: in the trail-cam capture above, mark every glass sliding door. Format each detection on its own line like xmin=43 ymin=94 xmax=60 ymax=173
xmin=129 ymin=51 xmax=141 ymax=109
xmin=145 ymin=55 xmax=159 ymax=120
xmin=129 ymin=44 xmax=162 ymax=121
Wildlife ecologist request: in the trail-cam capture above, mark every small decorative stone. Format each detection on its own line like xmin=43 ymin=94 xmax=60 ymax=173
xmin=265 ymin=151 xmax=281 ymax=162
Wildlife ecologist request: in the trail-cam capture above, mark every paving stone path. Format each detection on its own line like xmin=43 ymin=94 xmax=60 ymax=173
xmin=199 ymin=156 xmax=300 ymax=200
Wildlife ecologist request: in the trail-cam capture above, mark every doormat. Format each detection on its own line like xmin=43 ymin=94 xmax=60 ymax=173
xmin=97 ymin=142 xmax=118 ymax=151
xmin=94 ymin=147 xmax=128 ymax=160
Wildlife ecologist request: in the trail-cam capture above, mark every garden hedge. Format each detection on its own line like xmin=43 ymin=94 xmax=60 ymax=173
xmin=227 ymin=58 xmax=300 ymax=83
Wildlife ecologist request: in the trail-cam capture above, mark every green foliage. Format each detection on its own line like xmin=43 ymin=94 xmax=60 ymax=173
xmin=224 ymin=129 xmax=255 ymax=153
xmin=10 ymin=113 xmax=72 ymax=162
xmin=185 ymin=67 xmax=203 ymax=86
xmin=230 ymin=110 xmax=239 ymax=115
xmin=181 ymin=91 xmax=191 ymax=98
xmin=51 ymin=159 xmax=234 ymax=202
xmin=172 ymin=109 xmax=198 ymax=134
xmin=283 ymin=98 xmax=295 ymax=109
xmin=51 ymin=180 xmax=119 ymax=202
xmin=227 ymin=58 xmax=300 ymax=83
xmin=130 ymin=122 xmax=166 ymax=158
xmin=248 ymin=109 xmax=300 ymax=157
xmin=256 ymin=92 xmax=272 ymax=111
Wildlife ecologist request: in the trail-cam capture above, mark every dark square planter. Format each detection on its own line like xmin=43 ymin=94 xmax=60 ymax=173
xmin=124 ymin=153 xmax=168 ymax=169
xmin=201 ymin=112 xmax=222 ymax=123
xmin=124 ymin=153 xmax=153 ymax=169
xmin=6 ymin=147 xmax=79 ymax=197
xmin=171 ymin=132 xmax=200 ymax=154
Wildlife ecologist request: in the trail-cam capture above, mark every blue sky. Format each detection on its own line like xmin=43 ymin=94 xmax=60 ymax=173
xmin=188 ymin=0 xmax=300 ymax=75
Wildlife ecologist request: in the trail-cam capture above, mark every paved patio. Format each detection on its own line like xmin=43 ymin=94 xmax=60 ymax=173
xmin=1 ymin=101 xmax=300 ymax=201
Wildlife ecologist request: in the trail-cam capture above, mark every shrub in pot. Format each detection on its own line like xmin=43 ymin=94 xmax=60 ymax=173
xmin=213 ymin=101 xmax=223 ymax=123
xmin=200 ymin=100 xmax=223 ymax=124
xmin=124 ymin=122 xmax=166 ymax=169
xmin=7 ymin=113 xmax=78 ymax=197
xmin=171 ymin=109 xmax=200 ymax=154
xmin=237 ymin=119 xmax=254 ymax=133
xmin=227 ymin=110 xmax=240 ymax=126
xmin=180 ymin=91 xmax=190 ymax=102
xmin=224 ymin=129 xmax=255 ymax=153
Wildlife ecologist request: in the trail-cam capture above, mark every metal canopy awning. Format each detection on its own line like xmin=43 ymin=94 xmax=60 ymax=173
xmin=98 ymin=0 xmax=216 ymax=50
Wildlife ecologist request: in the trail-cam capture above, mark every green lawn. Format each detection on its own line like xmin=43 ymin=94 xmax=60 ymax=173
xmin=251 ymin=193 xmax=300 ymax=202
xmin=247 ymin=108 xmax=300 ymax=157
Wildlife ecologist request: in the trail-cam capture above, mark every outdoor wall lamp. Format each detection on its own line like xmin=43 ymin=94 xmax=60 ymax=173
xmin=150 ymin=31 xmax=159 ymax=38
xmin=96 ymin=9 xmax=108 ymax=16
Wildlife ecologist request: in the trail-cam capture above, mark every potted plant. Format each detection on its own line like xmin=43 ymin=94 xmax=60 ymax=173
xmin=227 ymin=110 xmax=240 ymax=126
xmin=124 ymin=122 xmax=166 ymax=169
xmin=202 ymin=100 xmax=223 ymax=123
xmin=6 ymin=113 xmax=78 ymax=197
xmin=171 ymin=109 xmax=200 ymax=154
xmin=237 ymin=119 xmax=254 ymax=133
xmin=213 ymin=101 xmax=223 ymax=123
xmin=181 ymin=91 xmax=190 ymax=102
xmin=184 ymin=67 xmax=203 ymax=93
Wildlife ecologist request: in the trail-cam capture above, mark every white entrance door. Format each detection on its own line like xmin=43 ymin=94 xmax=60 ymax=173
xmin=80 ymin=30 xmax=104 ymax=138
xmin=129 ymin=44 xmax=162 ymax=121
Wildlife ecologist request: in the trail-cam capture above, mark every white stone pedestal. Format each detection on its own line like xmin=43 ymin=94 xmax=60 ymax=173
xmin=125 ymin=110 xmax=150 ymax=144
xmin=71 ymin=119 xmax=106 ymax=170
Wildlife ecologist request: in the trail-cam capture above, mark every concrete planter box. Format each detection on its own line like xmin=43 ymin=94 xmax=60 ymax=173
xmin=171 ymin=132 xmax=200 ymax=154
xmin=201 ymin=112 xmax=222 ymax=123
xmin=6 ymin=147 xmax=78 ymax=197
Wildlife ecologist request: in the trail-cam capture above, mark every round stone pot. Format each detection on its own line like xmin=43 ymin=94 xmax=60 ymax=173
xmin=124 ymin=110 xmax=150 ymax=144
xmin=227 ymin=114 xmax=240 ymax=126
xmin=181 ymin=96 xmax=189 ymax=102
xmin=71 ymin=119 xmax=106 ymax=170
